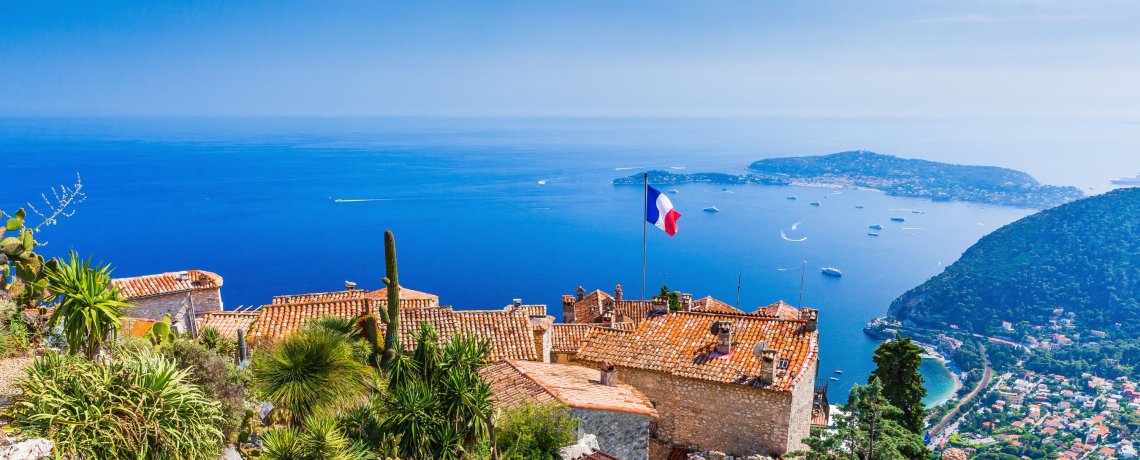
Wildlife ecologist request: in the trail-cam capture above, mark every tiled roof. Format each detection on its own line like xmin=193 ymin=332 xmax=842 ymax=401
xmin=480 ymin=360 xmax=558 ymax=411
xmin=690 ymin=296 xmax=745 ymax=315
xmin=112 ymin=270 xmax=223 ymax=299
xmin=455 ymin=310 xmax=538 ymax=361
xmin=551 ymin=324 xmax=599 ymax=352
xmin=123 ymin=317 xmax=156 ymax=338
xmin=577 ymin=312 xmax=818 ymax=391
xmin=199 ymin=310 xmax=260 ymax=340
xmin=365 ymin=287 xmax=440 ymax=310
xmin=271 ymin=290 xmax=367 ymax=305
xmin=502 ymin=304 xmax=547 ymax=317
xmin=248 ymin=299 xmax=537 ymax=361
xmin=612 ymin=300 xmax=655 ymax=325
xmin=756 ymin=300 xmax=800 ymax=319
xmin=483 ymin=360 xmax=657 ymax=417
xmin=573 ymin=290 xmax=612 ymax=324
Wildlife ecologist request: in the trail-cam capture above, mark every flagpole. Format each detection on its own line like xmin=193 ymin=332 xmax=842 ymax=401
xmin=642 ymin=172 xmax=649 ymax=300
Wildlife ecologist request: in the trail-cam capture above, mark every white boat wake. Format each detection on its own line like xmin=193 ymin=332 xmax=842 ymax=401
xmin=901 ymin=227 xmax=929 ymax=231
xmin=334 ymin=198 xmax=391 ymax=203
xmin=780 ymin=230 xmax=808 ymax=242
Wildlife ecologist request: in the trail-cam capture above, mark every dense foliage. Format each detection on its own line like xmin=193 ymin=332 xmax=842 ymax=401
xmin=749 ymin=151 xmax=1083 ymax=208
xmin=496 ymin=402 xmax=579 ymax=460
xmin=1023 ymin=340 xmax=1140 ymax=380
xmin=251 ymin=328 xmax=373 ymax=426
xmin=159 ymin=338 xmax=248 ymax=441
xmin=791 ymin=378 xmax=928 ymax=460
xmin=889 ymin=187 xmax=1140 ymax=334
xmin=869 ymin=335 xmax=926 ymax=434
xmin=45 ymin=250 xmax=129 ymax=359
xmin=382 ymin=322 xmax=494 ymax=460
xmin=12 ymin=350 xmax=225 ymax=459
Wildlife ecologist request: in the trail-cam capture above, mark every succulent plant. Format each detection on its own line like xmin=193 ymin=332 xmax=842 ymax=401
xmin=375 ymin=230 xmax=401 ymax=369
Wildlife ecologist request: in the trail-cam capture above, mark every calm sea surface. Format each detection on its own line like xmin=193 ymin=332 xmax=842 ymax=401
xmin=3 ymin=117 xmax=1077 ymax=403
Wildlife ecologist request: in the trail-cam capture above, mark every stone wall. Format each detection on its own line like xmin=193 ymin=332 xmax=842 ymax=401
xmin=614 ymin=367 xmax=808 ymax=458
xmin=125 ymin=288 xmax=222 ymax=334
xmin=572 ymin=407 xmax=652 ymax=460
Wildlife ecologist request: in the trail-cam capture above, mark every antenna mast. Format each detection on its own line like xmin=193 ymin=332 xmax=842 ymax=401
xmin=798 ymin=260 xmax=807 ymax=308
xmin=736 ymin=270 xmax=742 ymax=308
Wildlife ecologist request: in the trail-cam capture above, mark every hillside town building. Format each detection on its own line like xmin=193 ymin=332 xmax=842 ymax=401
xmin=112 ymin=270 xmax=224 ymax=335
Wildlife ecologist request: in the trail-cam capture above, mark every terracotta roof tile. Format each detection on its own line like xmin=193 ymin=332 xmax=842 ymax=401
xmin=690 ymin=296 xmax=745 ymax=315
xmin=365 ymin=287 xmax=440 ymax=310
xmin=502 ymin=304 xmax=547 ymax=317
xmin=480 ymin=361 xmax=558 ymax=411
xmin=577 ymin=311 xmax=818 ymax=391
xmin=112 ymin=270 xmax=222 ymax=299
xmin=551 ymin=323 xmax=633 ymax=352
xmin=271 ymin=286 xmax=438 ymax=310
xmin=611 ymin=300 xmax=655 ymax=325
xmin=123 ymin=317 xmax=156 ymax=338
xmin=756 ymin=300 xmax=800 ymax=319
xmin=482 ymin=360 xmax=656 ymax=417
xmin=271 ymin=290 xmax=367 ymax=304
xmin=455 ymin=310 xmax=538 ymax=361
xmin=573 ymin=290 xmax=612 ymax=323
xmin=248 ymin=299 xmax=537 ymax=361
xmin=199 ymin=310 xmax=260 ymax=340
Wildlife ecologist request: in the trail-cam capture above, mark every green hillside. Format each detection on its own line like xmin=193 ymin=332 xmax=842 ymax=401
xmin=888 ymin=187 xmax=1140 ymax=335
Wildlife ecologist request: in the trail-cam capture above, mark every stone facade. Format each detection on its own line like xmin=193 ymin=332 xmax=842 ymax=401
xmin=613 ymin=365 xmax=816 ymax=458
xmin=126 ymin=288 xmax=222 ymax=334
xmin=572 ymin=407 xmax=653 ymax=460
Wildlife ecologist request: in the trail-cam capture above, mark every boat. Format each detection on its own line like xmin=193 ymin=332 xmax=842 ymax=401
xmin=810 ymin=202 xmax=821 ymax=206
xmin=820 ymin=266 xmax=842 ymax=277
xmin=890 ymin=217 xmax=906 ymax=222
xmin=867 ymin=232 xmax=880 ymax=236
xmin=703 ymin=207 xmax=720 ymax=213
xmin=1112 ymin=174 xmax=1140 ymax=185
xmin=668 ymin=188 xmax=679 ymax=194
xmin=855 ymin=205 xmax=865 ymax=209
xmin=786 ymin=196 xmax=797 ymax=200
xmin=834 ymin=370 xmax=843 ymax=374
xmin=911 ymin=210 xmax=924 ymax=214
xmin=829 ymin=377 xmax=840 ymax=381
xmin=869 ymin=224 xmax=883 ymax=230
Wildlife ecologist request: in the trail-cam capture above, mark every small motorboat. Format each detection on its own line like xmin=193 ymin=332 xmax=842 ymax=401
xmin=704 ymin=207 xmax=720 ymax=213
xmin=829 ymin=377 xmax=840 ymax=381
xmin=834 ymin=370 xmax=843 ymax=374
xmin=787 ymin=196 xmax=798 ymax=200
xmin=868 ymin=232 xmax=880 ymax=236
xmin=810 ymin=202 xmax=821 ymax=206
xmin=855 ymin=205 xmax=865 ymax=209
xmin=821 ymin=266 xmax=843 ymax=277
xmin=668 ymin=188 xmax=679 ymax=194
xmin=890 ymin=217 xmax=906 ymax=222
xmin=869 ymin=224 xmax=884 ymax=230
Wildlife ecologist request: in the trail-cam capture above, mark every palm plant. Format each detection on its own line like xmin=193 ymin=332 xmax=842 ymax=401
xmin=261 ymin=417 xmax=373 ymax=460
xmin=382 ymin=322 xmax=495 ymax=459
xmin=45 ymin=250 xmax=129 ymax=360
xmin=251 ymin=328 xmax=372 ymax=426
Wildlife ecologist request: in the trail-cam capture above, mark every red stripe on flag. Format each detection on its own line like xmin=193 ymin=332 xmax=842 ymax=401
xmin=663 ymin=209 xmax=681 ymax=236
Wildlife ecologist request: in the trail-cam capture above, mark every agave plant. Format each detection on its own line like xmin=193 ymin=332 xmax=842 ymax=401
xmin=12 ymin=349 xmax=225 ymax=459
xmin=251 ymin=328 xmax=372 ymax=426
xmin=44 ymin=250 xmax=129 ymax=360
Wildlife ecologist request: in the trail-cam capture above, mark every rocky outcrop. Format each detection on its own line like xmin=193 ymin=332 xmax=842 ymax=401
xmin=0 ymin=438 xmax=53 ymax=460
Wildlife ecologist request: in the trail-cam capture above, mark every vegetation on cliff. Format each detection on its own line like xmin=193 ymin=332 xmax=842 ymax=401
xmin=749 ymin=151 xmax=1083 ymax=208
xmin=889 ymin=187 xmax=1140 ymax=335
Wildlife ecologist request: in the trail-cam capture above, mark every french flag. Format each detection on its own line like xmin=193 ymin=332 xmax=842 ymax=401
xmin=646 ymin=185 xmax=682 ymax=236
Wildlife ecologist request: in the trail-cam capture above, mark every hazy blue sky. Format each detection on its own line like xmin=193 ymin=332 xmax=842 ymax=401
xmin=2 ymin=1 xmax=1139 ymax=117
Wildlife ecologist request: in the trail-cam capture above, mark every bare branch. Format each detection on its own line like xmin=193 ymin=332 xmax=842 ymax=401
xmin=29 ymin=173 xmax=87 ymax=231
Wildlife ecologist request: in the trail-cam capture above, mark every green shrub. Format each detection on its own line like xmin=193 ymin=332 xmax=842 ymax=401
xmin=251 ymin=328 xmax=372 ymax=426
xmin=12 ymin=349 xmax=225 ymax=459
xmin=495 ymin=402 xmax=579 ymax=460
xmin=159 ymin=338 xmax=248 ymax=442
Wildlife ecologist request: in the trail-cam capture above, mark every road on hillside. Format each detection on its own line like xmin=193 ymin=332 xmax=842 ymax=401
xmin=930 ymin=344 xmax=992 ymax=437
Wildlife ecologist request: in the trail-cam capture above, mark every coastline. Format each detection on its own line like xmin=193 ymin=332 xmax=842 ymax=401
xmin=915 ymin=340 xmax=963 ymax=407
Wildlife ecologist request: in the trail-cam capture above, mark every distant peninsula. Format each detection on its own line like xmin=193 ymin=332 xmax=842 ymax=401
xmin=614 ymin=151 xmax=1084 ymax=209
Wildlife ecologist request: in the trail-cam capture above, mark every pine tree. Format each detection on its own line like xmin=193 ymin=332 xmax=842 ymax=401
xmin=869 ymin=333 xmax=927 ymax=434
xmin=792 ymin=378 xmax=928 ymax=460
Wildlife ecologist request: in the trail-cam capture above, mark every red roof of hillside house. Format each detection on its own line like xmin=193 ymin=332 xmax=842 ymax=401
xmin=482 ymin=360 xmax=657 ymax=417
xmin=573 ymin=289 xmax=614 ymax=323
xmin=756 ymin=300 xmax=800 ymax=319
xmin=270 ymin=286 xmax=439 ymax=310
xmin=112 ymin=270 xmax=222 ymax=300
xmin=690 ymin=296 xmax=745 ymax=315
xmin=247 ymin=299 xmax=541 ymax=360
xmin=552 ymin=324 xmax=602 ymax=352
xmin=577 ymin=311 xmax=818 ymax=391
xmin=198 ymin=309 xmax=260 ymax=340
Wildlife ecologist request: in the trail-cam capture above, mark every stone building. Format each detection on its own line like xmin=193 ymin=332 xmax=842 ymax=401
xmin=482 ymin=359 xmax=658 ymax=460
xmin=577 ymin=308 xmax=820 ymax=458
xmin=112 ymin=270 xmax=224 ymax=335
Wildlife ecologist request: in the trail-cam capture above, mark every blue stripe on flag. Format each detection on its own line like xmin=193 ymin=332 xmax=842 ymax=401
xmin=646 ymin=185 xmax=662 ymax=224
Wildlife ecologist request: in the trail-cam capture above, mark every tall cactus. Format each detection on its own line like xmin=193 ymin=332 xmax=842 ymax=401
xmin=376 ymin=230 xmax=401 ymax=369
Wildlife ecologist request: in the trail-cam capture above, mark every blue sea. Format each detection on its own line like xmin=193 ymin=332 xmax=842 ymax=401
xmin=1 ymin=117 xmax=1062 ymax=403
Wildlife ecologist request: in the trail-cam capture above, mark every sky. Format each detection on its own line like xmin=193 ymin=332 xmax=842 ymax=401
xmin=2 ymin=0 xmax=1140 ymax=117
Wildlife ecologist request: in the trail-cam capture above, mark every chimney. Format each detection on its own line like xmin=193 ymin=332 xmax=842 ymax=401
xmin=513 ymin=298 xmax=523 ymax=308
xmin=758 ymin=347 xmax=778 ymax=386
xmin=800 ymin=308 xmax=818 ymax=332
xmin=345 ymin=280 xmax=357 ymax=291
xmin=561 ymin=295 xmax=577 ymax=323
xmin=681 ymin=293 xmax=693 ymax=311
xmin=711 ymin=321 xmax=733 ymax=354
xmin=650 ymin=296 xmax=669 ymax=316
xmin=600 ymin=362 xmax=617 ymax=386
xmin=576 ymin=285 xmax=586 ymax=301
xmin=614 ymin=284 xmax=623 ymax=301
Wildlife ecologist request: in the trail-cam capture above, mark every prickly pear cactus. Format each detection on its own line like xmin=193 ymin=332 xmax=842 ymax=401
xmin=0 ymin=209 xmax=56 ymax=309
